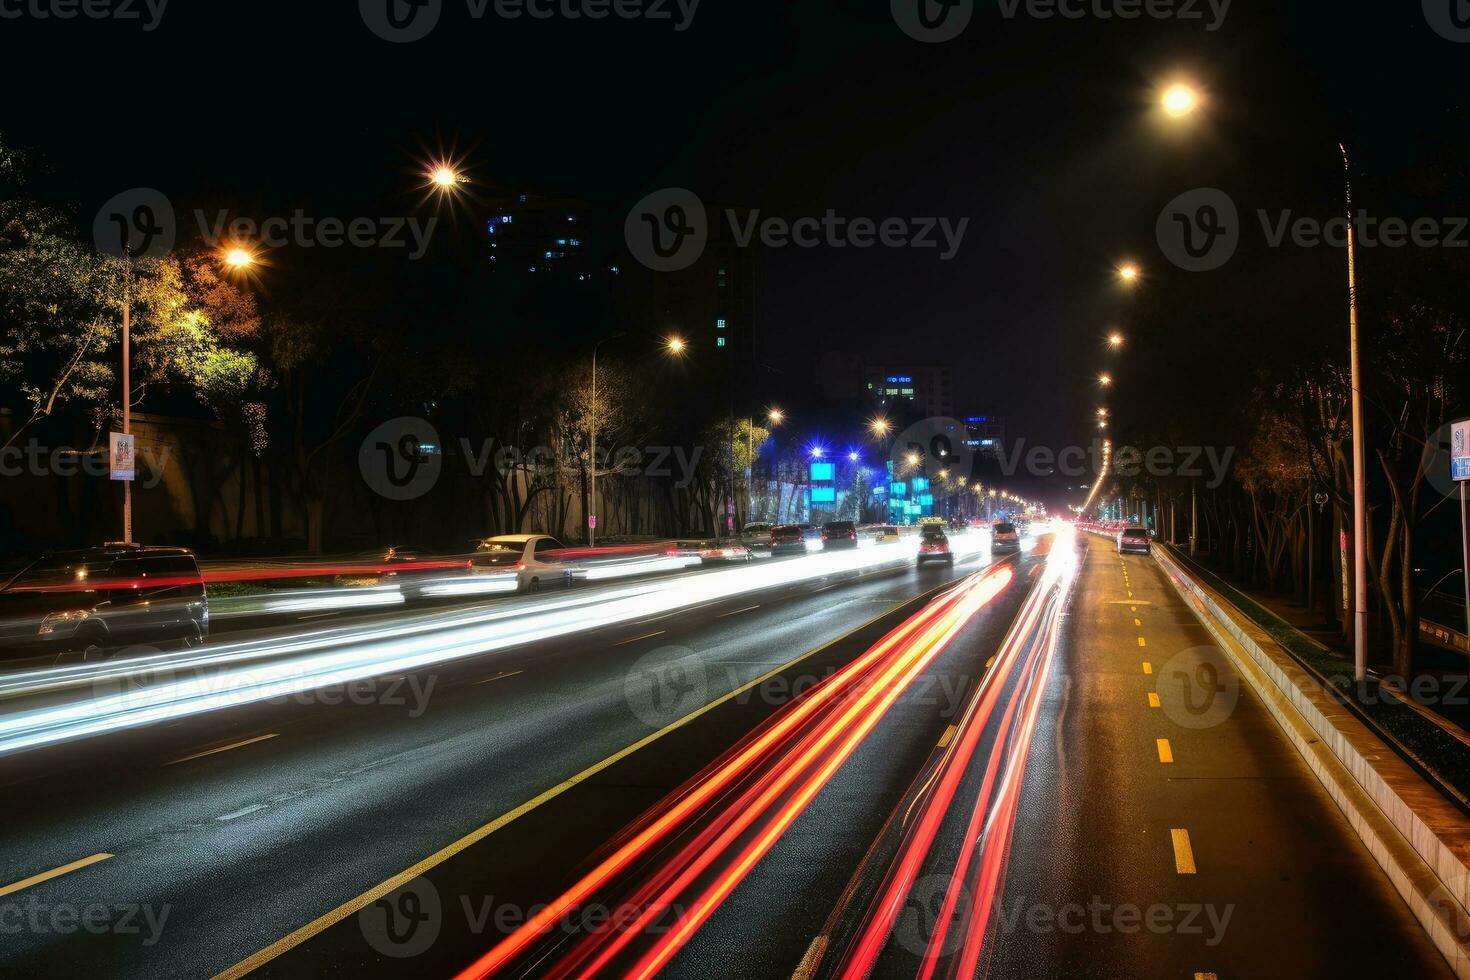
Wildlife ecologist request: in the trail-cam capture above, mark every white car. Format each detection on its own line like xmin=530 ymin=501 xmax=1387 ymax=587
xmin=471 ymin=534 xmax=576 ymax=593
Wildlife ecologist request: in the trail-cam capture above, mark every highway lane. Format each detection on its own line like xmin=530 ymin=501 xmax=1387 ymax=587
xmin=0 ymin=543 xmax=1006 ymax=978
xmin=244 ymin=548 xmax=1046 ymax=978
xmin=988 ymin=535 xmax=1452 ymax=978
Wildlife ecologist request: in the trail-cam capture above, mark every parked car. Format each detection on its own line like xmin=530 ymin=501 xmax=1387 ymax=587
xmin=991 ymin=522 xmax=1021 ymax=554
xmin=821 ymin=520 xmax=859 ymax=550
xmin=668 ymin=539 xmax=753 ymax=565
xmin=1116 ymin=526 xmax=1152 ymax=556
xmin=471 ymin=535 xmax=576 ymax=593
xmin=740 ymin=523 xmax=774 ymax=555
xmin=917 ymin=525 xmax=954 ymax=565
xmin=872 ymin=525 xmax=902 ymax=545
xmin=0 ymin=545 xmax=208 ymax=662
xmin=770 ymin=524 xmax=821 ymax=556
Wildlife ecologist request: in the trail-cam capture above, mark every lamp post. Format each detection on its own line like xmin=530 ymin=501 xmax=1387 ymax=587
xmin=121 ymin=248 xmax=132 ymax=544
xmin=1342 ymin=143 xmax=1369 ymax=682
xmin=588 ymin=334 xmax=684 ymax=547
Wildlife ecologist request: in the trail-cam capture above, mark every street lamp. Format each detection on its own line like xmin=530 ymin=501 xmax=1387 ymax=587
xmin=1098 ymin=373 xmax=1114 ymax=387
xmin=810 ymin=446 xmax=826 ymax=459
xmin=1161 ymin=83 xmax=1200 ymax=119
xmin=768 ymin=408 xmax=784 ymax=426
xmin=1116 ymin=263 xmax=1141 ymax=285
xmin=587 ymin=333 xmax=684 ymax=547
xmin=222 ymin=246 xmax=256 ymax=270
xmin=1107 ymin=332 xmax=1125 ymax=349
xmin=870 ymin=417 xmax=892 ymax=438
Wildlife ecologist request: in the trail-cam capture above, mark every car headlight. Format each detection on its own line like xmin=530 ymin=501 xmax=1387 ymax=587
xmin=38 ymin=609 xmax=91 ymax=635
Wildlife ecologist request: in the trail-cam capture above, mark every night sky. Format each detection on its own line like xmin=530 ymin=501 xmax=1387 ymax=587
xmin=5 ymin=1 xmax=1465 ymax=504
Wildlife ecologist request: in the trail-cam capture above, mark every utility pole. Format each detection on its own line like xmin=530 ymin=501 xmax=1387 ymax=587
xmin=121 ymin=252 xmax=133 ymax=544
xmin=1343 ymin=143 xmax=1369 ymax=682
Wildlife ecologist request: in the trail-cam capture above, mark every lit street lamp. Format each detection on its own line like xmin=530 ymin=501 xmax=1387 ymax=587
xmin=1098 ymin=373 xmax=1114 ymax=387
xmin=1108 ymin=332 xmax=1125 ymax=349
xmin=1161 ymin=83 xmax=1200 ymax=118
xmin=1116 ymin=263 xmax=1141 ymax=285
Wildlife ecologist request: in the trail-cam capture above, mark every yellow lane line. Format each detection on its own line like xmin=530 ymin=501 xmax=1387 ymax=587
xmin=214 ymin=596 xmax=911 ymax=980
xmin=1133 ymin=618 xmax=1142 ymax=627
xmin=1171 ymin=828 xmax=1197 ymax=874
xmin=614 ymin=630 xmax=666 ymax=646
xmin=716 ymin=605 xmax=761 ymax=619
xmin=1137 ymin=636 xmax=1147 ymax=648
xmin=1148 ymin=692 xmax=1161 ymax=709
xmin=1156 ymin=738 xmax=1174 ymax=764
xmin=1143 ymin=662 xmax=1153 ymax=675
xmin=166 ymin=733 xmax=279 ymax=766
xmin=0 ymin=853 xmax=113 ymax=899
xmin=937 ymin=724 xmax=960 ymax=749
xmin=474 ymin=670 xmax=524 ymax=686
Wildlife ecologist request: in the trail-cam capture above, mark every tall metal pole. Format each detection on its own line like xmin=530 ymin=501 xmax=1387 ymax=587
xmin=121 ymin=258 xmax=133 ymax=545
xmin=1190 ymin=481 xmax=1198 ymax=555
xmin=1343 ymin=143 xmax=1368 ymax=682
xmin=588 ymin=347 xmax=598 ymax=549
xmin=1461 ymin=482 xmax=1469 ymax=642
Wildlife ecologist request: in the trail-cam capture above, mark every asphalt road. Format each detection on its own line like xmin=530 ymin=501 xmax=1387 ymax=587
xmin=0 ymin=535 xmax=1452 ymax=978
xmin=988 ymin=535 xmax=1452 ymax=977
xmin=0 ymin=544 xmax=1006 ymax=978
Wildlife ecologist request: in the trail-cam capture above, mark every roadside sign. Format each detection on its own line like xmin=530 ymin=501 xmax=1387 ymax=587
xmin=1453 ymin=419 xmax=1470 ymax=482
xmin=109 ymin=432 xmax=135 ymax=482
xmin=587 ymin=514 xmax=597 ymax=530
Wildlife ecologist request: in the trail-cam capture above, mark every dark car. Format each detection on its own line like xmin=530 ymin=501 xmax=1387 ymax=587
xmin=821 ymin=521 xmax=859 ymax=550
xmin=770 ymin=524 xmax=820 ymax=556
xmin=991 ymin=522 xmax=1021 ymax=554
xmin=0 ymin=545 xmax=208 ymax=662
xmin=918 ymin=525 xmax=954 ymax=564
xmin=1117 ymin=526 xmax=1152 ymax=556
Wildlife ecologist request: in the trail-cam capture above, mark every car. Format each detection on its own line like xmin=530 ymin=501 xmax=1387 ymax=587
xmin=471 ymin=534 xmax=576 ymax=593
xmin=739 ymin=523 xmax=774 ymax=555
xmin=0 ymin=544 xmax=208 ymax=662
xmin=991 ymin=522 xmax=1021 ymax=554
xmin=1117 ymin=525 xmax=1152 ymax=555
xmin=668 ymin=539 xmax=753 ymax=565
xmin=872 ymin=525 xmax=902 ymax=544
xmin=917 ymin=525 xmax=954 ymax=564
xmin=821 ymin=521 xmax=859 ymax=550
xmin=769 ymin=524 xmax=821 ymax=556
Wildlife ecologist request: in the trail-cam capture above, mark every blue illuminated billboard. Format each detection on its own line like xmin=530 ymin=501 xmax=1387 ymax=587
xmin=810 ymin=462 xmax=835 ymax=482
xmin=810 ymin=487 xmax=837 ymax=504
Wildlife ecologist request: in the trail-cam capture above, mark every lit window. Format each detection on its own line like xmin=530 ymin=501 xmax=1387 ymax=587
xmin=717 ymin=337 xmax=727 ymax=347
xmin=716 ymin=319 xmax=726 ymax=329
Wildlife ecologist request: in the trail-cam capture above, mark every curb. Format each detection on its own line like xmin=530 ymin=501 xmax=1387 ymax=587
xmin=1153 ymin=546 xmax=1470 ymax=978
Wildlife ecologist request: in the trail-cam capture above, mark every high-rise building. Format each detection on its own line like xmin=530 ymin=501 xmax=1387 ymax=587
xmin=863 ymin=365 xmax=955 ymax=420
xmin=963 ymin=415 xmax=1006 ymax=459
